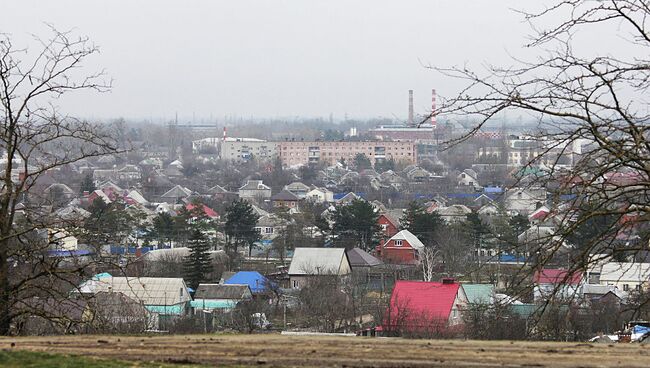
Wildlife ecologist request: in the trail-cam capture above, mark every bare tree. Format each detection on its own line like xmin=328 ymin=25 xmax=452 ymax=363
xmin=419 ymin=246 xmax=438 ymax=282
xmin=0 ymin=27 xmax=121 ymax=334
xmin=435 ymin=1 xmax=650 ymax=301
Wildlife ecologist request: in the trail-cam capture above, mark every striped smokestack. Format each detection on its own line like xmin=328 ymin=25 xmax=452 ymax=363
xmin=408 ymin=89 xmax=414 ymax=125
xmin=431 ymin=89 xmax=437 ymax=128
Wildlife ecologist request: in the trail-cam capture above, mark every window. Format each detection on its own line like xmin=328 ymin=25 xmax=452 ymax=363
xmin=636 ymin=284 xmax=642 ymax=291
xmin=292 ymin=280 xmax=299 ymax=288
xmin=180 ymin=288 xmax=183 ymax=297
xmin=623 ymin=284 xmax=630 ymax=291
xmin=394 ymin=240 xmax=403 ymax=246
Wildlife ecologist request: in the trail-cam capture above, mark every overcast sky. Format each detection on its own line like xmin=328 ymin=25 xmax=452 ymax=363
xmin=5 ymin=1 xmax=558 ymax=122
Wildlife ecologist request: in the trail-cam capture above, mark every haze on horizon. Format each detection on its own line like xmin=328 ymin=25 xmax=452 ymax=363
xmin=5 ymin=1 xmax=570 ymax=122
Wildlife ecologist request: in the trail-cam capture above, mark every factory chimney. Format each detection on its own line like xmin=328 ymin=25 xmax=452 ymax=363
xmin=408 ymin=89 xmax=414 ymax=125
xmin=431 ymin=89 xmax=437 ymax=128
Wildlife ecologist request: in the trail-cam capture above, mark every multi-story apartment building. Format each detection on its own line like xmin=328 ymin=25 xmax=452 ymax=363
xmin=278 ymin=141 xmax=417 ymax=167
xmin=220 ymin=138 xmax=276 ymax=162
xmin=192 ymin=137 xmax=277 ymax=162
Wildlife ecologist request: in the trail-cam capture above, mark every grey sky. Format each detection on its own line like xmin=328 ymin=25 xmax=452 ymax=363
xmin=6 ymin=1 xmax=546 ymax=121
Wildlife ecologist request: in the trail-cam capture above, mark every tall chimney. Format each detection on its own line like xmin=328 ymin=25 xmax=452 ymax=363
xmin=223 ymin=126 xmax=227 ymax=141
xmin=408 ymin=90 xmax=414 ymax=125
xmin=431 ymin=89 xmax=437 ymax=128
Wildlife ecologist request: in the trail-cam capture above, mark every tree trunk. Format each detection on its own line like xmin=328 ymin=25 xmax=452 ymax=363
xmin=0 ymin=243 xmax=10 ymax=335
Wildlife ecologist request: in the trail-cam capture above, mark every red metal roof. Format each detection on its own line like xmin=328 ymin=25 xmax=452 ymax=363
xmin=185 ymin=203 xmax=219 ymax=218
xmin=533 ymin=269 xmax=581 ymax=285
xmin=387 ymin=280 xmax=460 ymax=327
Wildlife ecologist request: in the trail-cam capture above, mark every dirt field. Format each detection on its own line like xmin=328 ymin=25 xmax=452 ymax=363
xmin=1 ymin=333 xmax=649 ymax=367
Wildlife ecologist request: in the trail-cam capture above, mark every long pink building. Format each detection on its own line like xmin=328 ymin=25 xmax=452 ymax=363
xmin=278 ymin=140 xmax=417 ymax=167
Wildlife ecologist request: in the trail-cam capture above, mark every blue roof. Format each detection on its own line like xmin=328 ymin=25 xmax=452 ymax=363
xmin=333 ymin=192 xmax=366 ymax=200
xmin=92 ymin=272 xmax=112 ymax=280
xmin=224 ymin=271 xmax=270 ymax=293
xmin=483 ymin=186 xmax=503 ymax=194
xmin=47 ymin=249 xmax=93 ymax=257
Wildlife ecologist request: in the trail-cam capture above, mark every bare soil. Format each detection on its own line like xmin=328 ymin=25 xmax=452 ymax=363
xmin=0 ymin=334 xmax=648 ymax=367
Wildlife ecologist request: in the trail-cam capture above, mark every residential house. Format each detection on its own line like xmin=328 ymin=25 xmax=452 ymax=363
xmin=48 ymin=228 xmax=79 ymax=251
xmin=239 ymin=180 xmax=272 ymax=201
xmin=435 ymin=204 xmax=472 ymax=223
xmin=377 ymin=211 xmax=401 ymax=238
xmin=208 ymin=184 xmax=238 ymax=202
xmin=599 ymin=262 xmax=650 ymax=292
xmin=462 ymin=284 xmax=495 ymax=305
xmin=93 ymin=164 xmax=142 ymax=184
xmin=185 ymin=203 xmax=219 ymax=220
xmin=305 ymin=187 xmax=334 ymax=203
xmin=336 ymin=192 xmax=360 ymax=205
xmin=346 ymin=248 xmax=383 ymax=270
xmin=384 ymin=279 xmax=468 ymax=334
xmin=581 ymin=284 xmax=628 ymax=304
xmin=190 ymin=284 xmax=252 ymax=311
xmin=160 ymin=185 xmax=193 ymax=204
xmin=457 ymin=169 xmax=480 ymax=188
xmin=405 ymin=166 xmax=432 ymax=182
xmin=43 ymin=183 xmax=76 ymax=200
xmin=77 ymin=276 xmax=192 ymax=330
xmin=504 ymin=187 xmax=547 ymax=215
xmin=288 ymin=247 xmax=352 ymax=289
xmin=284 ymin=182 xmax=311 ymax=198
xmin=224 ymin=271 xmax=272 ymax=295
xmin=379 ymin=229 xmax=424 ymax=265
xmin=125 ymin=189 xmax=149 ymax=206
xmin=528 ymin=205 xmax=550 ymax=224
xmin=255 ymin=214 xmax=285 ymax=240
xmin=271 ymin=190 xmax=300 ymax=209
xmin=532 ymin=269 xmax=582 ymax=302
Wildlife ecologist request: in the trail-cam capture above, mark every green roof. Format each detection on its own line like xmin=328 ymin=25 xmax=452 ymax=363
xmin=462 ymin=284 xmax=495 ymax=304
xmin=509 ymin=304 xmax=539 ymax=318
xmin=190 ymin=299 xmax=237 ymax=310
xmin=145 ymin=304 xmax=185 ymax=315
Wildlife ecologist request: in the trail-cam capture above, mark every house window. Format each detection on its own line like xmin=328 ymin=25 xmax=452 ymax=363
xmin=292 ymin=280 xmax=299 ymax=288
xmin=636 ymin=284 xmax=642 ymax=291
xmin=265 ymin=227 xmax=273 ymax=234
xmin=180 ymin=288 xmax=183 ymax=297
xmin=381 ymin=224 xmax=388 ymax=231
xmin=623 ymin=284 xmax=629 ymax=291
xmin=394 ymin=240 xmax=403 ymax=246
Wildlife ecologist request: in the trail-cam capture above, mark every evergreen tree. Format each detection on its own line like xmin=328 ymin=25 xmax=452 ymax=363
xmin=353 ymin=153 xmax=372 ymax=170
xmin=375 ymin=158 xmax=396 ymax=173
xmin=400 ymin=201 xmax=443 ymax=246
xmin=79 ymin=173 xmax=96 ymax=194
xmin=84 ymin=197 xmax=135 ymax=244
xmin=224 ymin=199 xmax=261 ymax=260
xmin=183 ymin=228 xmax=213 ymax=290
xmin=331 ymin=199 xmax=379 ymax=250
xmin=465 ymin=212 xmax=491 ymax=251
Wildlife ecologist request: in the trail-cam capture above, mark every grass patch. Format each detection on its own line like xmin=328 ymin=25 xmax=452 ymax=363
xmin=0 ymin=350 xmax=203 ymax=368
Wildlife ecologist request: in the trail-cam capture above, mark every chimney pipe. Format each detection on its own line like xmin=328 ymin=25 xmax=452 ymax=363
xmin=408 ymin=90 xmax=414 ymax=125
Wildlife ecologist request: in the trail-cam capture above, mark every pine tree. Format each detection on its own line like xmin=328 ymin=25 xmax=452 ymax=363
xmin=224 ymin=199 xmax=261 ymax=259
xmin=79 ymin=173 xmax=96 ymax=194
xmin=183 ymin=228 xmax=213 ymax=290
xmin=331 ymin=199 xmax=380 ymax=250
xmin=400 ymin=201 xmax=443 ymax=247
